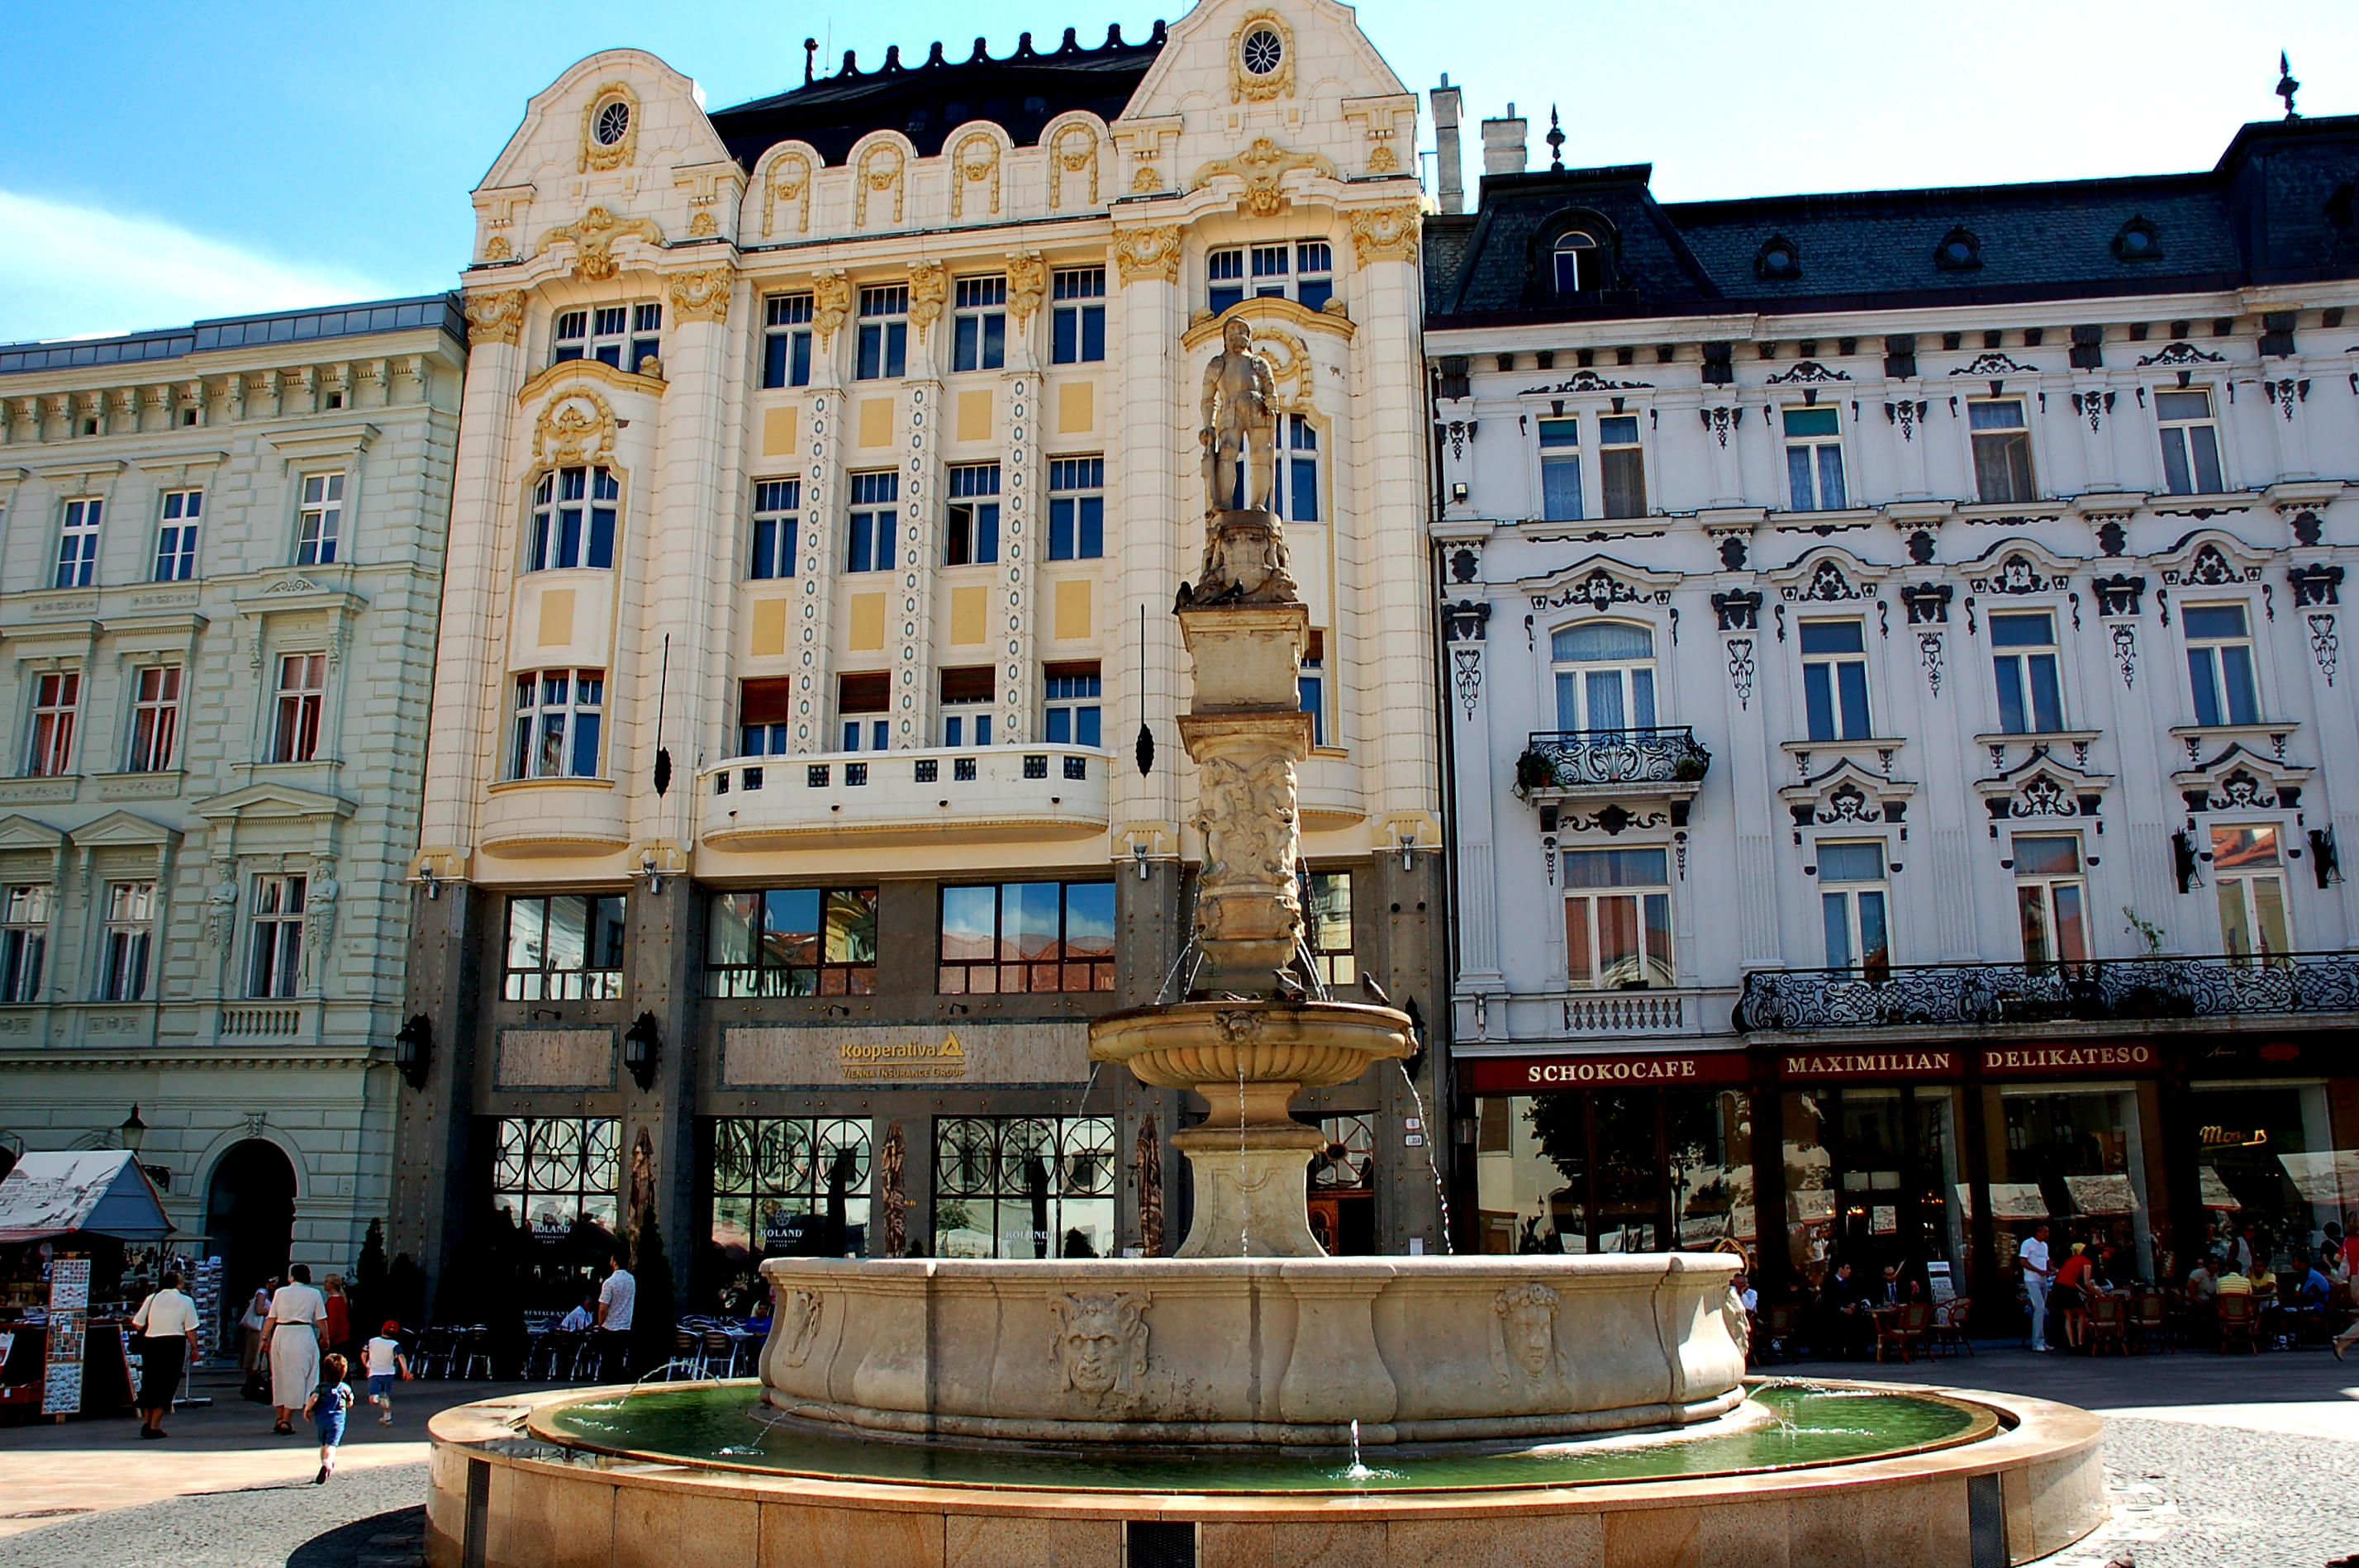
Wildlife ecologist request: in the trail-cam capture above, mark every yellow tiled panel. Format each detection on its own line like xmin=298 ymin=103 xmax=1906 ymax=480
xmin=760 ymin=406 xmax=798 ymax=456
xmin=847 ymin=592 xmax=887 ymax=652
xmin=536 ymin=589 xmax=575 ymax=647
xmin=1053 ymin=578 xmax=1092 ymax=640
xmin=949 ymin=586 xmax=988 ymax=645
xmin=957 ymin=389 xmax=993 ymax=442
xmin=857 ymin=397 xmax=892 ymax=448
xmin=749 ymin=598 xmax=787 ymax=657
xmin=1057 ymin=380 xmax=1093 ymax=435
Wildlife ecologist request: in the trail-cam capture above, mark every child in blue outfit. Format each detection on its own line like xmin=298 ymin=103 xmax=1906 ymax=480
xmin=303 ymin=1352 xmax=354 ymax=1484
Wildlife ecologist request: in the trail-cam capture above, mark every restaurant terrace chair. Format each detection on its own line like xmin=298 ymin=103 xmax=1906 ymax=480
xmin=416 ymin=1326 xmax=459 ymax=1379
xmin=458 ymin=1327 xmax=494 ymax=1380
xmin=702 ymin=1329 xmax=739 ymax=1379
xmin=672 ymin=1328 xmax=702 ymax=1378
xmin=1760 ymin=1304 xmax=1799 ymax=1365
xmin=2215 ymin=1292 xmax=2260 ymax=1354
xmin=2085 ymin=1294 xmax=2128 ymax=1357
xmin=1876 ymin=1300 xmax=1931 ymax=1364
xmin=2128 ymin=1290 xmax=2172 ymax=1354
xmin=1930 ymin=1298 xmax=1974 ymax=1358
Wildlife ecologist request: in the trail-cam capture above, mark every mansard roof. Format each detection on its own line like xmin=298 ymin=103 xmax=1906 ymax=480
xmin=708 ymin=23 xmax=1167 ymax=170
xmin=1426 ymin=114 xmax=2359 ymax=328
xmin=0 ymin=294 xmax=466 ymax=378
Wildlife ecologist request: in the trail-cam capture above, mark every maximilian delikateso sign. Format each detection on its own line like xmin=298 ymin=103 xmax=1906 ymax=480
xmin=722 ymin=1021 xmax=1091 ymax=1088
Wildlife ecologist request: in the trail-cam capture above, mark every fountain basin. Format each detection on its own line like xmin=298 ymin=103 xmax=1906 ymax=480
xmin=1086 ymin=999 xmax=1413 ymax=1119
xmin=756 ymin=1253 xmax=1745 ymax=1447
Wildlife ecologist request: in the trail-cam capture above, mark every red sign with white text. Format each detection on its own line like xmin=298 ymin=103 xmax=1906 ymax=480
xmin=1459 ymin=1051 xmax=1751 ymax=1095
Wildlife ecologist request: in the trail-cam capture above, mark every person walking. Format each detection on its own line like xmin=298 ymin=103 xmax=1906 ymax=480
xmin=2019 ymin=1224 xmax=2056 ymax=1352
xmin=132 ymin=1270 xmax=202 ymax=1439
xmin=265 ymin=1264 xmax=329 ymax=1435
xmin=322 ymin=1274 xmax=352 ymax=1357
xmin=595 ymin=1251 xmax=636 ymax=1382
xmin=239 ymin=1281 xmax=273 ymax=1376
xmin=304 ymin=1352 xmax=355 ymax=1484
xmin=363 ymin=1321 xmax=411 ymax=1425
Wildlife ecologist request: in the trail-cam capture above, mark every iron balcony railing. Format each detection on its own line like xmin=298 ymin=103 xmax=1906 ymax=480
xmin=1515 ymin=727 xmax=1711 ymax=793
xmin=1732 ymin=952 xmax=2359 ymax=1033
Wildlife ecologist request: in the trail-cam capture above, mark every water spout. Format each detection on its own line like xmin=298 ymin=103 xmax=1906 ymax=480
xmin=1395 ymin=1060 xmax=1454 ymax=1254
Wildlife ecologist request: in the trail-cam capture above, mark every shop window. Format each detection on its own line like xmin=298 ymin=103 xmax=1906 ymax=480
xmin=126 ymin=665 xmax=181 ymax=773
xmin=1050 ymin=267 xmax=1106 ymax=363
xmin=709 ymin=1116 xmax=872 ymax=1266
xmin=503 ymin=893 xmax=625 ymax=1000
xmin=854 ymin=285 xmax=907 ymax=380
xmin=749 ymin=478 xmax=799 ymax=579
xmin=1538 ymin=418 xmax=1581 ymax=522
xmin=509 ymin=669 xmax=603 ymax=778
xmin=738 ymin=676 xmax=794 ymax=758
xmin=1990 ymin=611 xmax=2064 ymax=734
xmin=762 ymin=293 xmax=814 ymax=389
xmin=838 ymin=671 xmax=889 ymax=752
xmin=154 ymin=489 xmax=202 ymax=581
xmin=529 ymin=465 xmax=619 ymax=571
xmin=1599 ymin=414 xmax=1646 ymax=518
xmin=1305 ymin=870 xmax=1355 ymax=987
xmin=1486 ymin=1087 xmax=1753 ymax=1257
xmin=2013 ymin=834 xmax=2089 ymax=968
xmin=554 ymin=303 xmax=659 ymax=373
xmin=1562 ymin=847 xmax=1672 ymax=989
xmin=1552 ymin=621 xmax=1656 ymax=734
xmin=1785 ymin=1085 xmax=1962 ymax=1291
xmin=1799 ymin=620 xmax=1871 ymax=741
xmin=1782 ymin=406 xmax=1847 ymax=511
xmin=846 ymin=470 xmax=898 ymax=573
xmin=296 ymin=473 xmax=344 ymax=565
xmin=932 ymin=1114 xmax=1115 ymax=1258
xmin=2184 ymin=603 xmax=2260 ymax=726
xmin=2155 ymin=387 xmax=2223 ymax=495
xmin=706 ymin=886 xmax=878 ymax=996
xmin=493 ymin=1115 xmax=621 ymax=1238
xmin=245 ymin=873 xmax=307 ymax=999
xmin=2189 ymin=1083 xmax=2338 ymax=1262
xmin=25 ymin=672 xmax=79 ymax=777
xmin=951 ymin=276 xmax=1006 ymax=372
xmin=1818 ymin=841 xmax=1890 ymax=978
xmin=944 ymin=463 xmax=1001 ymax=566
xmin=939 ymin=666 xmax=993 ymax=748
xmin=1042 ymin=662 xmax=1101 ymax=747
xmin=99 ymin=881 xmax=155 ymax=1002
xmin=1308 ymin=1114 xmax=1376 ymax=1256
xmin=1969 ymin=398 xmax=2034 ymax=504
xmin=1047 ymin=456 xmax=1103 ymax=559
xmin=1 ymin=885 xmax=52 ymax=1003
xmin=2211 ymin=824 xmax=2291 ymax=962
xmin=55 ymin=497 xmax=101 ymax=588
xmin=1997 ymin=1090 xmax=2149 ymax=1281
xmin=937 ymin=881 xmax=1115 ymax=993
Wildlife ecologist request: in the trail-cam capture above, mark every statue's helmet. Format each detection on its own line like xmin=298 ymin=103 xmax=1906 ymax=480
xmin=1221 ymin=314 xmax=1253 ymax=350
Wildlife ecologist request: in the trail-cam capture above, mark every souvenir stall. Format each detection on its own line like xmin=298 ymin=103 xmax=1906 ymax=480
xmin=0 ymin=1152 xmax=175 ymax=1421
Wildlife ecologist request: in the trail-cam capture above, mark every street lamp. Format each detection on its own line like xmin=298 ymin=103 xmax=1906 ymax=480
xmin=118 ymin=1105 xmax=148 ymax=1153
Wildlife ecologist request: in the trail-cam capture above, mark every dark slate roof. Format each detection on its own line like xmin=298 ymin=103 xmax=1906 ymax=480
xmin=708 ymin=23 xmax=1166 ymax=171
xmin=1426 ymin=115 xmax=2359 ymax=328
xmin=0 ymin=294 xmax=467 ymax=377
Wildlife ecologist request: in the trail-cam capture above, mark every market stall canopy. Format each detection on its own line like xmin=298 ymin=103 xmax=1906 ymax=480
xmin=0 ymin=1152 xmax=174 ymax=1243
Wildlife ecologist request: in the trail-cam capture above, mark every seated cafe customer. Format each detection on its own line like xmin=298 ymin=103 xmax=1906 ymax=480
xmin=2185 ymin=1257 xmax=2219 ymax=1301
xmin=1814 ymin=1262 xmax=1870 ymax=1357
xmin=2215 ymin=1261 xmax=2252 ymax=1299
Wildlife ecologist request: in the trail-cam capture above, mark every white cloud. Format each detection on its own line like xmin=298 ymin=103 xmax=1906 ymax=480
xmin=0 ymin=192 xmax=396 ymax=344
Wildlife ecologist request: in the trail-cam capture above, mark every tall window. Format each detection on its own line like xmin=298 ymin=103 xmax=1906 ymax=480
xmin=738 ymin=677 xmax=793 ymax=757
xmin=1306 ymin=870 xmax=1356 ymax=986
xmin=529 ymin=466 xmax=619 ymax=571
xmin=1229 ymin=241 xmax=1333 ymax=310
xmin=99 ymin=882 xmax=155 ymax=1002
xmin=25 ymin=672 xmax=78 ymax=777
xmin=951 ymin=276 xmax=1006 ymax=372
xmin=1990 ymin=611 xmax=2064 ymax=734
xmin=297 ymin=473 xmax=344 ymax=566
xmin=1042 ymin=663 xmax=1101 ymax=746
xmin=1050 ymin=268 xmax=1106 ymax=363
xmin=933 ymin=1115 xmax=1115 ymax=1259
xmin=2212 ymin=824 xmax=2290 ymax=962
xmin=510 ymin=669 xmax=604 ymax=778
xmin=273 ymin=653 xmax=326 ymax=764
xmin=503 ymin=893 xmax=626 ymax=1000
xmin=1782 ymin=406 xmax=1848 ymax=511
xmin=846 ymin=471 xmax=897 ymax=572
xmin=2012 ymin=835 xmax=2088 ymax=968
xmin=1207 ymin=247 xmax=1247 ymax=315
xmin=1299 ymin=630 xmax=1326 ymax=746
xmin=938 ymin=881 xmax=1115 ymax=993
xmin=838 ymin=672 xmax=890 ymax=752
xmin=1047 ymin=457 xmax=1104 ymax=559
xmin=1563 ymin=848 xmax=1672 ymax=989
xmin=245 ymin=873 xmax=307 ymax=999
xmin=1599 ymin=414 xmax=1646 ymax=518
xmin=1269 ymin=413 xmax=1320 ymax=522
xmin=154 ymin=490 xmax=201 ymax=581
xmin=1291 ymin=241 xmax=1334 ymax=311
xmin=1553 ymin=232 xmax=1599 ymax=293
xmin=939 ymin=667 xmax=992 ymax=748
xmin=710 ymin=1117 xmax=872 ymax=1260
xmin=1969 ymin=399 xmax=2034 ymax=504
xmin=855 ymin=285 xmax=908 ymax=380
xmin=749 ymin=478 xmax=799 ymax=579
xmin=762 ymin=293 xmax=814 ymax=388
xmin=706 ymin=886 xmax=878 ymax=996
xmin=2155 ymin=387 xmax=2224 ymax=495
xmin=493 ymin=1116 xmax=621 ymax=1237
xmin=126 ymin=666 xmax=181 ymax=773
xmin=0 ymin=886 xmax=49 ymax=1004
xmin=1539 ymin=418 xmax=1581 ymax=521
xmin=944 ymin=463 xmax=1001 ymax=566
xmin=554 ymin=303 xmax=659 ymax=373
xmin=1818 ymin=842 xmax=1890 ymax=978
xmin=1553 ymin=622 xmax=1656 ymax=733
xmin=2185 ymin=604 xmax=2260 ymax=726
xmin=1800 ymin=620 xmax=1871 ymax=741
xmin=55 ymin=498 xmax=101 ymax=588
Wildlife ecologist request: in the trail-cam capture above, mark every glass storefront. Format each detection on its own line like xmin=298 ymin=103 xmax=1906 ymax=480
xmin=1781 ymin=1086 xmax=1963 ymax=1291
xmin=489 ymin=1115 xmax=624 ymax=1310
xmin=1990 ymin=1086 xmax=2152 ymax=1281
xmin=1472 ymin=1088 xmax=1753 ymax=1257
xmin=707 ymin=1115 xmax=872 ymax=1266
xmin=2190 ymin=1081 xmax=2344 ymax=1266
xmin=933 ymin=1115 xmax=1115 ymax=1259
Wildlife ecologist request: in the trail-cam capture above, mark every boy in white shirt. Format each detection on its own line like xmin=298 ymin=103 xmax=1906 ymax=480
xmin=363 ymin=1320 xmax=411 ymax=1426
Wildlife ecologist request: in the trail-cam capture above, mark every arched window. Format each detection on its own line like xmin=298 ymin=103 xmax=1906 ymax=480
xmin=1552 ymin=621 xmax=1656 ymax=734
xmin=1553 ymin=232 xmax=1599 ymax=294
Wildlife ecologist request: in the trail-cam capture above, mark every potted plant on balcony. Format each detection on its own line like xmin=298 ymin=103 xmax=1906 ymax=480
xmin=1671 ymin=748 xmax=1709 ymax=783
xmin=1515 ymin=748 xmax=1558 ymax=796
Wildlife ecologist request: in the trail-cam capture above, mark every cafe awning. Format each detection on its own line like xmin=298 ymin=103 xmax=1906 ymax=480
xmin=0 ymin=1152 xmax=174 ymax=1243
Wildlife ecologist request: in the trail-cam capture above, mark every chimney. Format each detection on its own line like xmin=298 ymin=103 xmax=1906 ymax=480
xmin=1480 ymin=102 xmax=1527 ymax=177
xmin=1430 ymin=74 xmax=1465 ymax=214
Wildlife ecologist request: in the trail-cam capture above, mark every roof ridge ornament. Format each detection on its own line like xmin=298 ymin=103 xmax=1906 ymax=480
xmin=2276 ymin=51 xmax=2300 ymax=120
xmin=1546 ymin=106 xmax=1565 ymax=172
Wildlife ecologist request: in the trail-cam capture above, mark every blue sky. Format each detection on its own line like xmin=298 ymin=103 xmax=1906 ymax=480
xmin=2 ymin=2 xmax=2352 ymax=343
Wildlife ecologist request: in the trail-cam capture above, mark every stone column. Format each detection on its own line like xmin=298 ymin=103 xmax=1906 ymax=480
xmin=392 ymin=882 xmax=486 ymax=1298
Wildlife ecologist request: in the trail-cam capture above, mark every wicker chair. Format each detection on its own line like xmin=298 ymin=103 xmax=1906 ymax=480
xmin=1876 ymin=1301 xmax=1932 ymax=1364
xmin=2085 ymin=1294 xmax=2128 ymax=1357
xmin=2128 ymin=1290 xmax=2172 ymax=1354
xmin=1930 ymin=1297 xmax=1974 ymax=1357
xmin=2215 ymin=1291 xmax=2260 ymax=1353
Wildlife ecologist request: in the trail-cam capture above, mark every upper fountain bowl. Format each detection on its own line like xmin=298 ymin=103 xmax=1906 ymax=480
xmin=1089 ymin=998 xmax=1411 ymax=1105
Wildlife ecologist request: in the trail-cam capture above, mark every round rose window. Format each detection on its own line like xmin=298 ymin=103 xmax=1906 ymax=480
xmin=593 ymin=99 xmax=630 ymax=147
xmin=1241 ymin=26 xmax=1282 ymax=75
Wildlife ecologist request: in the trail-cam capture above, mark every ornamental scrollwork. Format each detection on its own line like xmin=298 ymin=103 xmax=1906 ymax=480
xmin=1711 ymin=591 xmax=1762 ymax=631
xmin=1523 ymin=370 xmax=1653 ymax=395
xmin=763 ymin=151 xmax=813 ymax=237
xmin=1900 ymin=583 xmax=1952 ymax=625
xmin=1516 ymin=729 xmax=1710 ymax=793
xmin=1969 ymin=554 xmax=2061 ymax=595
xmin=1190 ymin=138 xmax=1338 ymax=217
xmin=1765 ymin=359 xmax=1851 ymax=384
xmin=1532 ymin=568 xmax=1666 ymax=613
xmin=1346 ymin=203 xmax=1421 ymax=266
xmin=2309 ymin=613 xmax=2339 ymax=687
xmin=2071 ymin=390 xmax=2116 ymax=431
xmin=1727 ymin=638 xmax=1756 ymax=709
xmin=2289 ymin=564 xmax=2342 ymax=607
xmin=2111 ymin=623 xmax=2138 ymax=687
xmin=536 ymin=206 xmax=663 ymax=283
xmin=1734 ymin=952 xmax=2359 ymax=1033
xmin=463 ymin=290 xmax=526 ymax=346
xmin=2135 ymin=340 xmax=2224 ymax=367
xmin=950 ymin=131 xmax=1004 ymax=218
xmin=1786 ymin=559 xmax=1868 ymax=602
xmin=2171 ymin=544 xmax=2246 ymax=587
xmin=2092 ymin=573 xmax=2145 ymax=617
xmin=1815 ymin=780 xmax=1883 ymax=824
xmin=1918 ymin=631 xmax=1944 ymax=696
xmin=2207 ymin=769 xmax=2279 ymax=810
xmin=1453 ymin=647 xmax=1483 ymax=719
xmin=1701 ymin=406 xmax=1740 ymax=447
xmin=1949 ymin=351 xmax=2034 ymax=377
xmin=2262 ymin=378 xmax=2310 ymax=419
xmin=854 ymin=140 xmax=906 ymax=228
xmin=1885 ymin=400 xmax=1930 ymax=441
xmin=1112 ymin=225 xmax=1183 ymax=284
xmin=665 ymin=267 xmax=735 ymax=325
xmin=532 ymin=387 xmax=619 ymax=468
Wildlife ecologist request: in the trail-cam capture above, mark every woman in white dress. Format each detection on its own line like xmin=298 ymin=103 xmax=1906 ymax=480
xmin=265 ymin=1262 xmax=327 ymax=1434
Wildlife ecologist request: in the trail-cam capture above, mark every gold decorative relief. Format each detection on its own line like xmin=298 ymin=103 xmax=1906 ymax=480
xmin=763 ymin=151 xmax=813 ymax=237
xmin=688 ymin=211 xmax=718 ymax=237
xmin=536 ymin=207 xmax=663 ymax=283
xmin=1367 ymin=144 xmax=1400 ymax=175
xmin=1346 ymin=203 xmax=1422 ymax=266
xmin=1112 ymin=226 xmax=1183 ymax=285
xmin=578 ymin=81 xmax=640 ymax=173
xmin=1247 ymin=325 xmax=1315 ymax=412
xmin=1049 ymin=123 xmax=1101 ymax=208
xmin=1130 ymin=164 xmax=1162 ymax=194
xmin=950 ymin=132 xmax=1002 ymax=219
xmin=812 ymin=272 xmax=852 ymax=345
xmin=667 ymin=267 xmax=735 ymax=324
xmin=1191 ymin=139 xmax=1338 ymax=217
xmin=854 ymin=141 xmax=906 ymax=228
xmin=906 ymin=261 xmax=949 ymax=343
xmin=1006 ymin=252 xmax=1048 ymax=327
xmin=532 ymin=386 xmax=619 ymax=468
xmin=1228 ymin=9 xmax=1296 ymax=104
xmin=463 ymin=291 xmax=526 ymax=345
xmin=481 ymin=235 xmax=513 ymax=261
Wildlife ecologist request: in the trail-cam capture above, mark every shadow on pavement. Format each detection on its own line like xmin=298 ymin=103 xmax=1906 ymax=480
xmin=286 ymin=1504 xmax=425 ymax=1568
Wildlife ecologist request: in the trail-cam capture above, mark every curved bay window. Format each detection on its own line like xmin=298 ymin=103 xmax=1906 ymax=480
xmin=529 ymin=466 xmax=619 ymax=572
xmin=1553 ymin=622 xmax=1656 ymax=734
xmin=933 ymin=1115 xmax=1115 ymax=1259
xmin=706 ymin=886 xmax=878 ymax=996
xmin=1475 ymin=1088 xmax=1753 ymax=1257
xmin=707 ymin=1116 xmax=871 ymax=1278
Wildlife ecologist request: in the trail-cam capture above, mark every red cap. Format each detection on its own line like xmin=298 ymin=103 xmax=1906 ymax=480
xmin=382 ymin=1320 xmax=401 ymax=1334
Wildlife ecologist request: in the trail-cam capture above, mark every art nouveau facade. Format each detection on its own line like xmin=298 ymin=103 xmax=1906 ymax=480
xmin=1426 ymin=107 xmax=2359 ymax=1303
xmin=397 ymin=0 xmax=1445 ymax=1305
xmin=0 ymin=297 xmax=467 ymax=1327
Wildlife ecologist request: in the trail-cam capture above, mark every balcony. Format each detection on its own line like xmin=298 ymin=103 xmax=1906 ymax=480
xmin=698 ymin=744 xmax=1111 ymax=851
xmin=1732 ymin=953 xmax=2359 ymax=1033
xmin=1515 ymin=728 xmax=1710 ymax=802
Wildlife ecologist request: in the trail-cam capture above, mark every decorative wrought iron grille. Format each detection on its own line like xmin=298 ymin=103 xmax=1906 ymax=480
xmin=1733 ymin=953 xmax=2359 ymax=1032
xmin=1517 ymin=727 xmax=1711 ymax=792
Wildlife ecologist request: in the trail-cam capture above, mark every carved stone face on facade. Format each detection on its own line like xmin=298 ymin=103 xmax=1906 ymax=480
xmin=1491 ymin=1281 xmax=1562 ymax=1383
xmin=1051 ymin=1292 xmax=1150 ymax=1397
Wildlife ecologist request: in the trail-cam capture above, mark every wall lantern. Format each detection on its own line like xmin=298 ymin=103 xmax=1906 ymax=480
xmin=624 ymin=1012 xmax=663 ymax=1090
xmin=393 ymin=1014 xmax=434 ymax=1090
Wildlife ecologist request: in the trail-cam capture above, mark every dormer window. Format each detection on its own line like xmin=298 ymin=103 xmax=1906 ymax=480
xmin=2111 ymin=217 xmax=2162 ymax=262
xmin=1754 ymin=235 xmax=1800 ymax=280
xmin=1553 ymin=232 xmax=1600 ymax=294
xmin=1934 ymin=226 xmax=1981 ymax=271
